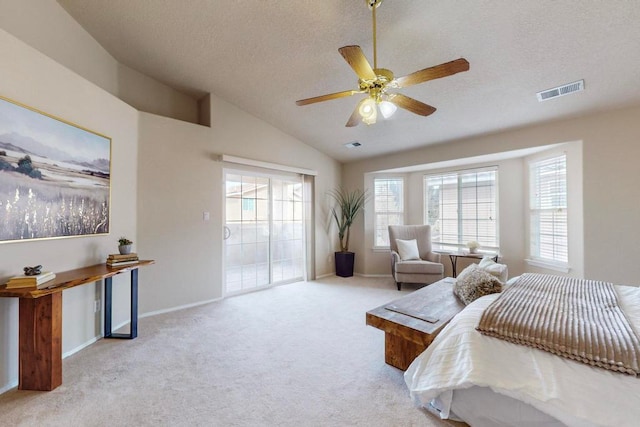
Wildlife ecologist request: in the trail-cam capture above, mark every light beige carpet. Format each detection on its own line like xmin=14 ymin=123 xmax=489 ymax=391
xmin=0 ymin=276 xmax=463 ymax=426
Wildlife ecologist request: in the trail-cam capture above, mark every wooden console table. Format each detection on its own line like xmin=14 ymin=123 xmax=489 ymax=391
xmin=0 ymin=260 xmax=154 ymax=391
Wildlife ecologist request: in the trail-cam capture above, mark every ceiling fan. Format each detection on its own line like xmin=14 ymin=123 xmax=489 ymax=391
xmin=295 ymin=0 xmax=470 ymax=127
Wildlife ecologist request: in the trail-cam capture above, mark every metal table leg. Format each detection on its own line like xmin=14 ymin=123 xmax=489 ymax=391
xmin=104 ymin=269 xmax=138 ymax=339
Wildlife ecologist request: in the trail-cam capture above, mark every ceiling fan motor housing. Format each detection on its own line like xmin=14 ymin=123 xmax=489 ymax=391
xmin=359 ymin=68 xmax=395 ymax=100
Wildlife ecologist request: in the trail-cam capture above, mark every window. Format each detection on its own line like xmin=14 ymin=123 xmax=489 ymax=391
xmin=424 ymin=168 xmax=498 ymax=251
xmin=374 ymin=178 xmax=404 ymax=247
xmin=529 ymin=154 xmax=568 ymax=265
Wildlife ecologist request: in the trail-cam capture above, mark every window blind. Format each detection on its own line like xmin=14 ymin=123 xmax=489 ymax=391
xmin=374 ymin=178 xmax=404 ymax=247
xmin=530 ymin=155 xmax=568 ymax=263
xmin=424 ymin=168 xmax=498 ymax=250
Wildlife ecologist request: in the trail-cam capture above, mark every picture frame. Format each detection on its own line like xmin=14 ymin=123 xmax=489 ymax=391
xmin=0 ymin=94 xmax=111 ymax=243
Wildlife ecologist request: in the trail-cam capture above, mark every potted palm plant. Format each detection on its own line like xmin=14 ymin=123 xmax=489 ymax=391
xmin=329 ymin=187 xmax=367 ymax=277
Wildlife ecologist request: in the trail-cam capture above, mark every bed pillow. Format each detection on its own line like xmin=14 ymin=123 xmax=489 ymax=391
xmin=396 ymin=239 xmax=421 ymax=261
xmin=454 ymin=264 xmax=503 ymax=305
xmin=478 ymin=256 xmax=508 ymax=283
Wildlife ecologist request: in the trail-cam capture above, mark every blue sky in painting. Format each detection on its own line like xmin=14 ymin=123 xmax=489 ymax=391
xmin=0 ymin=97 xmax=110 ymax=162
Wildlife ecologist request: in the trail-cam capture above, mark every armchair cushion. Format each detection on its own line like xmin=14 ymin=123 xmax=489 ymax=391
xmin=396 ymin=239 xmax=421 ymax=261
xmin=395 ymin=260 xmax=444 ymax=275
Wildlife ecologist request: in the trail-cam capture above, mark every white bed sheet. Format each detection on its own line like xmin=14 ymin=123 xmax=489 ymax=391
xmin=404 ymin=285 xmax=640 ymax=427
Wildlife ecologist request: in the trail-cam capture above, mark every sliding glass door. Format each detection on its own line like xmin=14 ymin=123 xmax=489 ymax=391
xmin=271 ymin=178 xmax=304 ymax=283
xmin=224 ymin=171 xmax=304 ymax=294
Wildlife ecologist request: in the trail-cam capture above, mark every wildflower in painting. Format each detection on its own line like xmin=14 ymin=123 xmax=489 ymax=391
xmin=26 ymin=188 xmax=37 ymax=238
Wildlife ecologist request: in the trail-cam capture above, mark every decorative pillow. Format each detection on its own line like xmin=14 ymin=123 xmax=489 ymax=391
xmin=454 ymin=264 xmax=503 ymax=305
xmin=396 ymin=239 xmax=421 ymax=261
xmin=477 ymin=256 xmax=508 ymax=283
xmin=504 ymin=275 xmax=521 ymax=288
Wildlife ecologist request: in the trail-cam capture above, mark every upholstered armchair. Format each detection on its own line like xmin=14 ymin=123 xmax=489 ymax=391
xmin=388 ymin=225 xmax=444 ymax=291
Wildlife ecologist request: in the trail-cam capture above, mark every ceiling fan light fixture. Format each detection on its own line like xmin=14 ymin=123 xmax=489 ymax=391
xmin=295 ymin=0 xmax=468 ymax=127
xmin=359 ymin=98 xmax=378 ymax=124
xmin=378 ymin=100 xmax=397 ymax=119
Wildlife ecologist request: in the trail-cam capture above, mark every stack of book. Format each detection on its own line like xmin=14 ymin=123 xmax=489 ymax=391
xmin=107 ymin=253 xmax=139 ymax=267
xmin=5 ymin=271 xmax=57 ymax=289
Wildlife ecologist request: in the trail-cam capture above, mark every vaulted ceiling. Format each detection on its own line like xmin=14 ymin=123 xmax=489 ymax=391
xmin=57 ymin=1 xmax=640 ymax=162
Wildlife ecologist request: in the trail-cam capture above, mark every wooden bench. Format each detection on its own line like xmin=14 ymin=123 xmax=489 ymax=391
xmin=366 ymin=277 xmax=464 ymax=370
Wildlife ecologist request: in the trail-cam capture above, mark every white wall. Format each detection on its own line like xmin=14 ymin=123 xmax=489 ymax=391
xmin=0 ymin=29 xmax=138 ymax=392
xmin=345 ymin=106 xmax=640 ymax=285
xmin=0 ymin=0 xmax=199 ymax=124
xmin=137 ymin=95 xmax=341 ymax=313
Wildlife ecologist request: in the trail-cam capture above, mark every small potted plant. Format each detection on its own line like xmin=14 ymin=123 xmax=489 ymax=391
xmin=466 ymin=240 xmax=480 ymax=254
xmin=118 ymin=237 xmax=133 ymax=255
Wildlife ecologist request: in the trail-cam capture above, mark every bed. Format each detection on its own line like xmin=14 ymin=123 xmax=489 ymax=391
xmin=404 ymin=275 xmax=640 ymax=427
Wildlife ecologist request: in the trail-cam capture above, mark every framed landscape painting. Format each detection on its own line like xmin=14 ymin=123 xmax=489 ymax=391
xmin=0 ymin=95 xmax=111 ymax=243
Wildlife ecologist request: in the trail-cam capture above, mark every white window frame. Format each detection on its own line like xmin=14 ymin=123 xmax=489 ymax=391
xmin=423 ymin=167 xmax=499 ymax=252
xmin=527 ymin=154 xmax=569 ymax=270
xmin=373 ymin=177 xmax=404 ymax=248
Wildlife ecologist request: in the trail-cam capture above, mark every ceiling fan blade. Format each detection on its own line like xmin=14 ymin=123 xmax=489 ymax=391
xmin=389 ymin=94 xmax=436 ymax=116
xmin=296 ymin=90 xmax=362 ymax=106
xmin=346 ymin=99 xmax=367 ymax=127
xmin=395 ymin=58 xmax=470 ymax=88
xmin=338 ymin=45 xmax=377 ymax=81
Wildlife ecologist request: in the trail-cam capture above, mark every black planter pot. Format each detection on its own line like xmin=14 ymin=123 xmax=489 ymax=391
xmin=335 ymin=251 xmax=355 ymax=277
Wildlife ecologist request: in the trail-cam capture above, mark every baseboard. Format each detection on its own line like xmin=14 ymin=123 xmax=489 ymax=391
xmin=355 ymin=273 xmax=393 ymax=278
xmin=62 ymin=336 xmax=100 ymax=359
xmin=0 ymin=379 xmax=18 ymax=394
xmin=140 ymin=297 xmax=223 ymax=319
xmin=315 ymin=273 xmax=392 ymax=279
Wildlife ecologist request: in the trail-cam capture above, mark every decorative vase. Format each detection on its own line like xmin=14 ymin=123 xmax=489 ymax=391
xmin=118 ymin=244 xmax=132 ymax=255
xmin=468 ymin=247 xmax=477 ymax=254
xmin=335 ymin=251 xmax=355 ymax=277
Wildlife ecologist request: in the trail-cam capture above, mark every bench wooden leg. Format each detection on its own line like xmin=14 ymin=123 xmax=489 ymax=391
xmin=384 ymin=332 xmax=427 ymax=371
xmin=19 ymin=293 xmax=62 ymax=391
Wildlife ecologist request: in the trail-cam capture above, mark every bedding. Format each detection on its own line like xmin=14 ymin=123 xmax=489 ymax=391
xmin=477 ymin=273 xmax=640 ymax=375
xmin=404 ymin=283 xmax=640 ymax=427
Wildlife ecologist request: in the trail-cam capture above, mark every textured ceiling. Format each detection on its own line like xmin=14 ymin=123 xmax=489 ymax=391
xmin=57 ymin=1 xmax=640 ymax=163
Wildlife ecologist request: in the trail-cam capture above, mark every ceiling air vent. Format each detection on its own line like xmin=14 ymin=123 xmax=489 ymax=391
xmin=536 ymin=80 xmax=584 ymax=102
xmin=344 ymin=141 xmax=362 ymax=148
